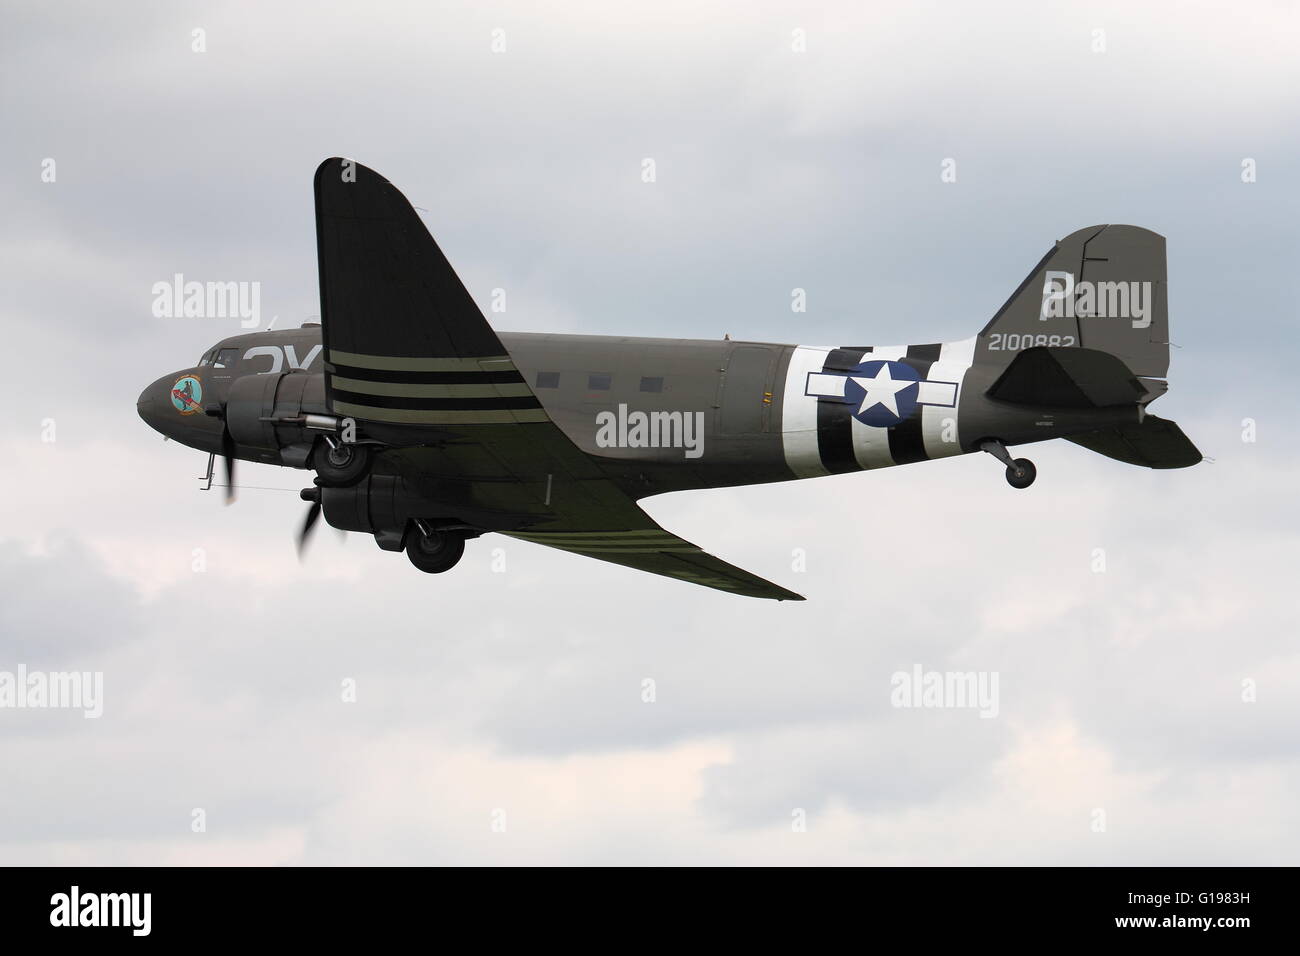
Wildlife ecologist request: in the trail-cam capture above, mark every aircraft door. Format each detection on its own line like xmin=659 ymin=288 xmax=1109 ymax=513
xmin=717 ymin=345 xmax=777 ymax=435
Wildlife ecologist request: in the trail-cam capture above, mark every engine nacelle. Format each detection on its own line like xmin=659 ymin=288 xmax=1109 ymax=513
xmin=318 ymin=475 xmax=508 ymax=550
xmin=320 ymin=475 xmax=417 ymax=535
xmin=319 ymin=475 xmax=444 ymax=550
xmin=225 ymin=371 xmax=332 ymax=467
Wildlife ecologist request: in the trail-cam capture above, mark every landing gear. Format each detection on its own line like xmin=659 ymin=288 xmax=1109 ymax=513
xmin=978 ymin=439 xmax=1036 ymax=490
xmin=1005 ymin=458 xmax=1036 ymax=489
xmin=312 ymin=437 xmax=371 ymax=487
xmin=405 ymin=523 xmax=466 ymax=574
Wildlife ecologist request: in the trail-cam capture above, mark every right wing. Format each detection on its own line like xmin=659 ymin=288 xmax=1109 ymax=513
xmin=505 ymin=521 xmax=806 ymax=602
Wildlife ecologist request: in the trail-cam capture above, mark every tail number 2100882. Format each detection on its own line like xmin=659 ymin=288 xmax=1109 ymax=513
xmin=987 ymin=333 xmax=1076 ymax=351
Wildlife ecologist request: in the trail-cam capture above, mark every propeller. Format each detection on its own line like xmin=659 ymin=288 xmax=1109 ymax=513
xmin=220 ymin=428 xmax=237 ymax=505
xmin=205 ymin=403 xmax=237 ymax=504
xmin=296 ymin=484 xmax=345 ymax=558
xmin=297 ymin=485 xmax=323 ymax=556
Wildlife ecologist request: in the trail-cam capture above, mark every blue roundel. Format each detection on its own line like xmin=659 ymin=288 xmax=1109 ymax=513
xmin=842 ymin=360 xmax=920 ymax=427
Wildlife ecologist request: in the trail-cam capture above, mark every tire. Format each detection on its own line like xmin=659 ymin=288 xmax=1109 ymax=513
xmin=1005 ymin=458 xmax=1036 ymax=489
xmin=312 ymin=440 xmax=371 ymax=487
xmin=405 ymin=529 xmax=465 ymax=574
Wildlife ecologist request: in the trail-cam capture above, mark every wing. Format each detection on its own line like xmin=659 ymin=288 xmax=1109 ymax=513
xmin=314 ymin=157 xmax=545 ymax=426
xmin=313 ymin=158 xmax=803 ymax=601
xmin=505 ymin=522 xmax=805 ymax=602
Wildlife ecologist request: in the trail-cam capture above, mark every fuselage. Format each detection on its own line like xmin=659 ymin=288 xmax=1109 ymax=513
xmin=139 ymin=325 xmax=1136 ymax=498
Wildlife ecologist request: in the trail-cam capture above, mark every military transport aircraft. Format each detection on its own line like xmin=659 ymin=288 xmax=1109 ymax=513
xmin=137 ymin=159 xmax=1201 ymax=600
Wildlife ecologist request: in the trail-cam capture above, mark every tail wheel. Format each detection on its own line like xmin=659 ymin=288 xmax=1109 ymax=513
xmin=406 ymin=528 xmax=466 ymax=574
xmin=1005 ymin=458 xmax=1036 ymax=489
xmin=312 ymin=439 xmax=371 ymax=487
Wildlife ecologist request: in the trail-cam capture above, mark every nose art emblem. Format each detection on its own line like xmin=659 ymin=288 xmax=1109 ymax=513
xmin=170 ymin=375 xmax=204 ymax=415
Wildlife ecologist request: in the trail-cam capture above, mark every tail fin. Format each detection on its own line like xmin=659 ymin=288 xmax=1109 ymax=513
xmin=978 ymin=226 xmax=1202 ymax=469
xmin=977 ymin=225 xmax=1170 ymax=381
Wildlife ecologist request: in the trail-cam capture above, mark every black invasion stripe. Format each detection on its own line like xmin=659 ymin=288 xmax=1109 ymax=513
xmin=888 ymin=344 xmax=941 ymax=465
xmin=329 ymin=389 xmax=543 ymax=411
xmin=817 ymin=347 xmax=867 ymax=474
xmin=326 ymin=363 xmax=525 ymax=385
xmin=824 ymin=349 xmax=873 ymax=370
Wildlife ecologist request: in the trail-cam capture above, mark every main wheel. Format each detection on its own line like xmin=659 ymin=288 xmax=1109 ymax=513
xmin=1005 ymin=458 xmax=1036 ymax=489
xmin=405 ymin=529 xmax=465 ymax=574
xmin=312 ymin=440 xmax=371 ymax=487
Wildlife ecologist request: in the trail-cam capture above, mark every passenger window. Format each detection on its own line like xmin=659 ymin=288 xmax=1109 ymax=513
xmin=639 ymin=376 xmax=663 ymax=393
xmin=536 ymin=371 xmax=560 ymax=389
xmin=587 ymin=373 xmax=612 ymax=391
xmin=213 ymin=348 xmax=239 ymax=369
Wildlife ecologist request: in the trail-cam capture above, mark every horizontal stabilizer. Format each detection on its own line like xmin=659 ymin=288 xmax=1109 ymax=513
xmin=1065 ymin=414 xmax=1202 ymax=469
xmin=987 ymin=346 xmax=1147 ymax=408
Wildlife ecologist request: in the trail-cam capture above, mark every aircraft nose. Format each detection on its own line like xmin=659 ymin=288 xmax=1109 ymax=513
xmin=137 ymin=374 xmax=175 ymax=434
xmin=137 ymin=371 xmax=224 ymax=453
xmin=136 ymin=382 xmax=158 ymax=425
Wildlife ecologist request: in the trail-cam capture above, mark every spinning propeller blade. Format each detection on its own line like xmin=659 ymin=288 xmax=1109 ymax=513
xmin=297 ymin=486 xmax=322 ymax=557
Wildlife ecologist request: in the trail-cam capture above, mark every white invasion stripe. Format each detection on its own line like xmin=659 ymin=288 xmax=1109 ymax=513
xmin=781 ymin=346 xmax=835 ymax=478
xmin=850 ymin=409 xmax=896 ymax=469
xmin=916 ymin=381 xmax=957 ymax=406
xmin=922 ymin=336 xmax=976 ymax=460
xmin=328 ymin=350 xmax=515 ymax=372
xmin=331 ymin=377 xmax=533 ymax=398
xmin=332 ymin=401 xmax=549 ymax=424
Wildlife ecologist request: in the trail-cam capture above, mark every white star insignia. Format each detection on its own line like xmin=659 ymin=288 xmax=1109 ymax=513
xmin=849 ymin=365 xmax=913 ymax=418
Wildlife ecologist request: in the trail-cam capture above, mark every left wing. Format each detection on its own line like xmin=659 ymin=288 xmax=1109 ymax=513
xmin=314 ymin=157 xmax=546 ymax=426
xmin=314 ymin=157 xmax=802 ymax=601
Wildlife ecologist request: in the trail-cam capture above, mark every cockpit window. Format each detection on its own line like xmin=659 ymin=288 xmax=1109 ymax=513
xmin=213 ymin=348 xmax=239 ymax=369
xmin=197 ymin=348 xmax=217 ymax=367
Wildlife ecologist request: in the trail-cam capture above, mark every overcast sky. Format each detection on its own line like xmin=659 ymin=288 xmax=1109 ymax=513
xmin=1 ymin=0 xmax=1297 ymax=864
